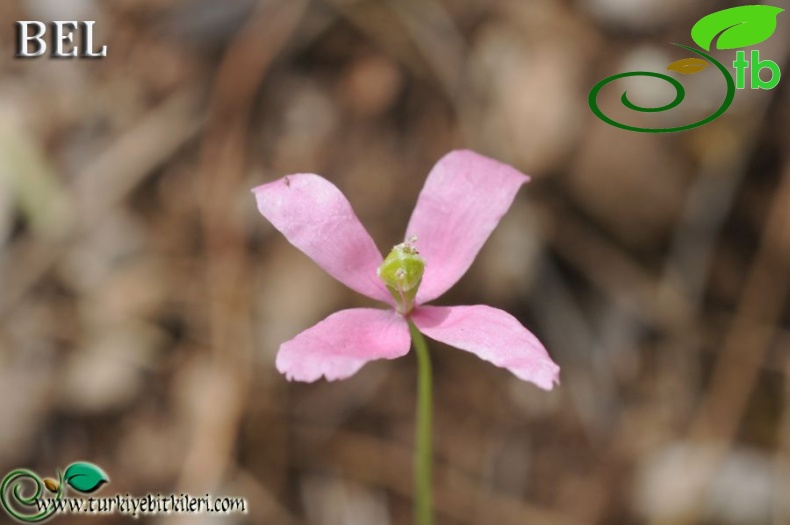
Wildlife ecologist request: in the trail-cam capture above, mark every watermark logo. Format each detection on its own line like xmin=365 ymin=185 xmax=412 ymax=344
xmin=589 ymin=5 xmax=784 ymax=133
xmin=1 ymin=462 xmax=108 ymax=522
xmin=1 ymin=462 xmax=247 ymax=522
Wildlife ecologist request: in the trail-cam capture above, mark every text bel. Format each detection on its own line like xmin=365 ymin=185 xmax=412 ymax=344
xmin=16 ymin=21 xmax=107 ymax=58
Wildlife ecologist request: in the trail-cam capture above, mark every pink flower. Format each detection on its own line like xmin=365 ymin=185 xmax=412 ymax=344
xmin=252 ymin=150 xmax=560 ymax=390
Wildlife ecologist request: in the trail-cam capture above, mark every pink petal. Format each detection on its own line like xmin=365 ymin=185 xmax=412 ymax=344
xmin=277 ymin=308 xmax=410 ymax=382
xmin=406 ymin=150 xmax=529 ymax=304
xmin=411 ymin=305 xmax=559 ymax=390
xmin=253 ymin=175 xmax=391 ymax=303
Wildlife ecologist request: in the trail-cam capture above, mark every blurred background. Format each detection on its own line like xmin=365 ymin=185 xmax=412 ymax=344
xmin=1 ymin=0 xmax=789 ymax=523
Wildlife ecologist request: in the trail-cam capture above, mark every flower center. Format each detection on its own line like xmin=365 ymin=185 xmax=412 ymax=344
xmin=377 ymin=236 xmax=425 ymax=314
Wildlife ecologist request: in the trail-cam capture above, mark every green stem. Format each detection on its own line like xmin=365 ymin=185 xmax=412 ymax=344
xmin=408 ymin=320 xmax=433 ymax=525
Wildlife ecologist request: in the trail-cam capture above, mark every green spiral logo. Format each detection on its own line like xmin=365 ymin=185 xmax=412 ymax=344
xmin=588 ymin=44 xmax=735 ymax=133
xmin=0 ymin=469 xmax=62 ymax=523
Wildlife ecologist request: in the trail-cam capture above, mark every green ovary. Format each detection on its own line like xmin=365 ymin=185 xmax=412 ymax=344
xmin=377 ymin=236 xmax=425 ymax=314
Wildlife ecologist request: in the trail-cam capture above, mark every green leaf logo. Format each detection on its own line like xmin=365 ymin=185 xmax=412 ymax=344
xmin=691 ymin=5 xmax=784 ymax=51
xmin=63 ymin=463 xmax=109 ymax=494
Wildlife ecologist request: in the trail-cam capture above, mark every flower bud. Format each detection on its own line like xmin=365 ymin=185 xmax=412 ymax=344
xmin=377 ymin=236 xmax=425 ymax=314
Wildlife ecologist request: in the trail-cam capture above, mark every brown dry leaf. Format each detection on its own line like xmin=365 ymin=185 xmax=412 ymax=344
xmin=666 ymin=57 xmax=709 ymax=74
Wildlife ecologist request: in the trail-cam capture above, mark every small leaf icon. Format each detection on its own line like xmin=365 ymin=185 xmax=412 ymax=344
xmin=667 ymin=58 xmax=709 ymax=74
xmin=63 ymin=462 xmax=109 ymax=494
xmin=43 ymin=478 xmax=60 ymax=492
xmin=691 ymin=5 xmax=784 ymax=51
